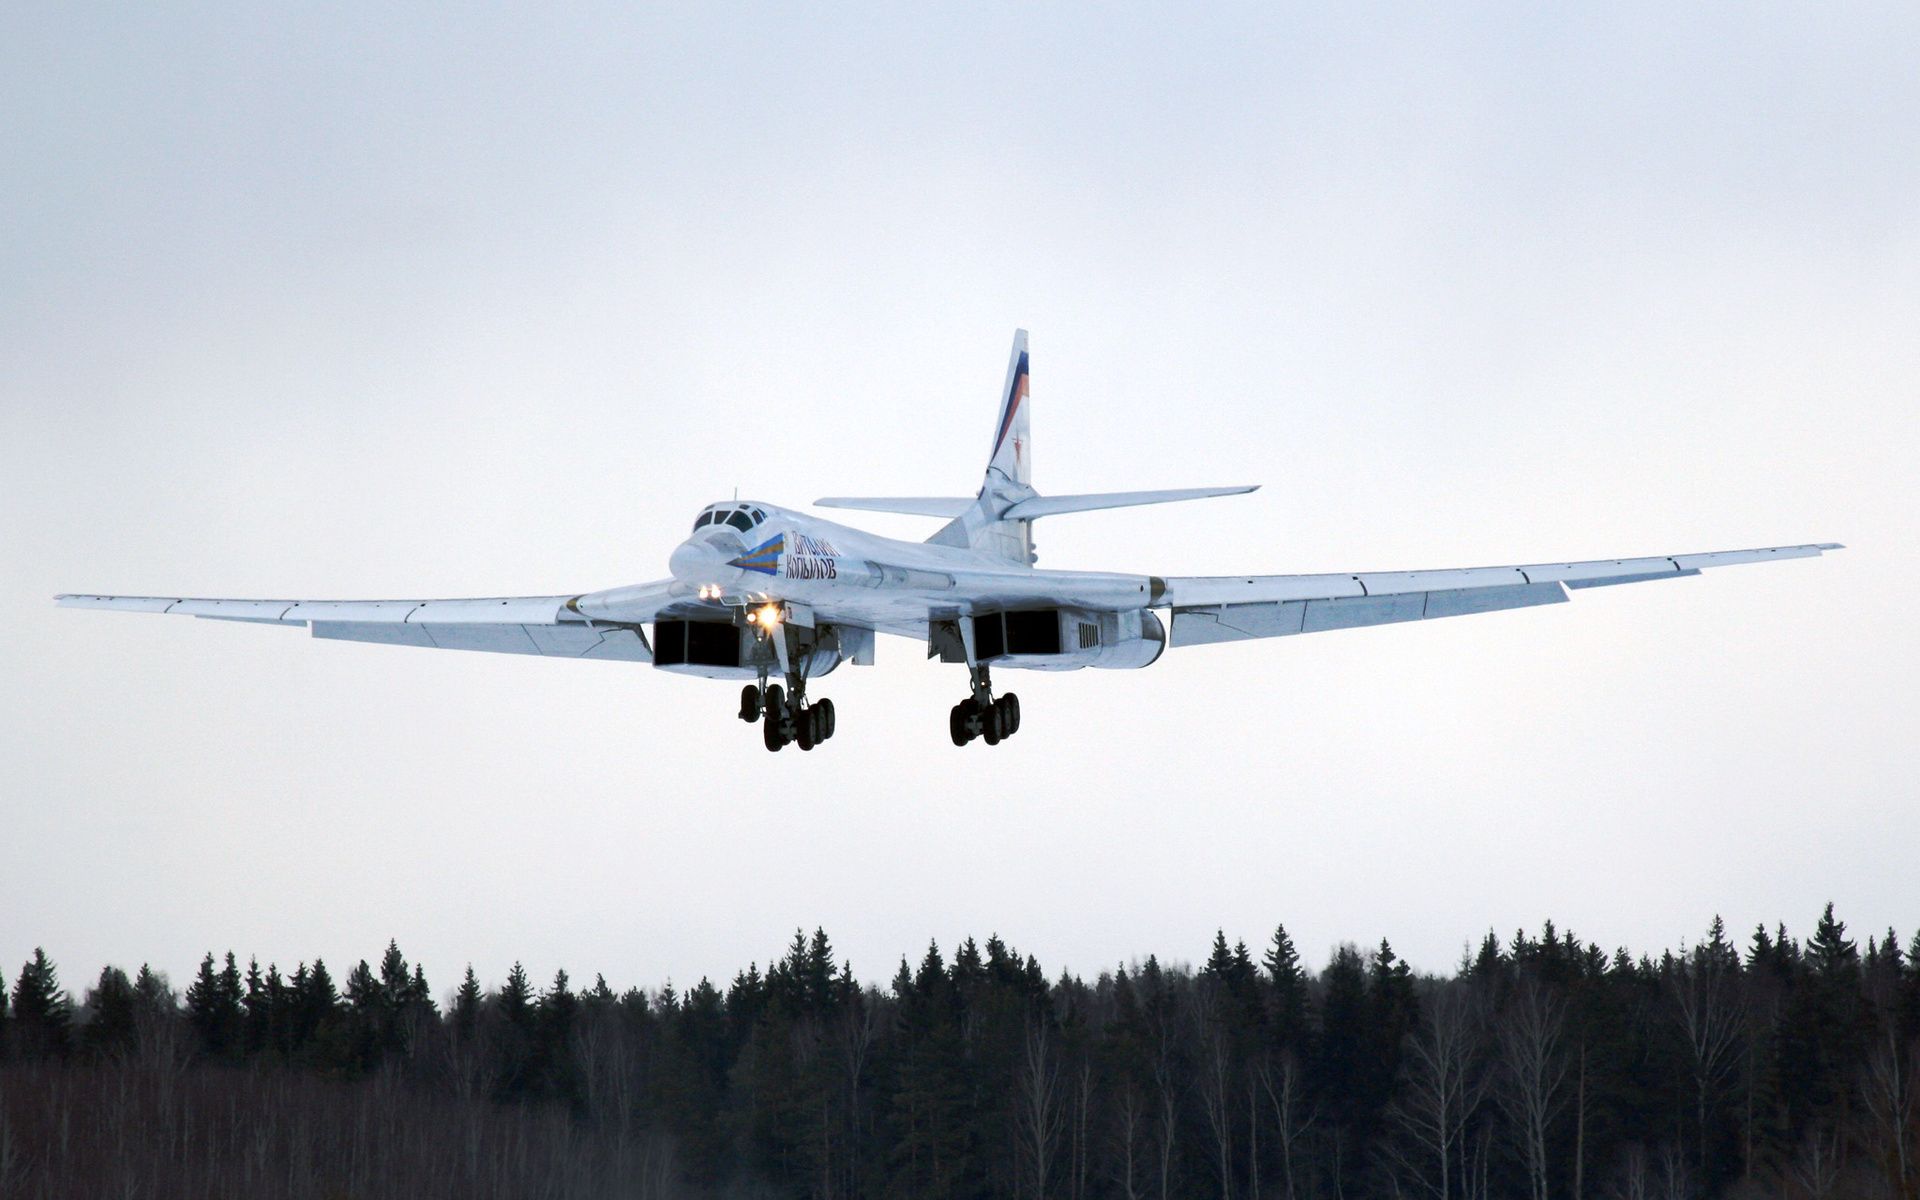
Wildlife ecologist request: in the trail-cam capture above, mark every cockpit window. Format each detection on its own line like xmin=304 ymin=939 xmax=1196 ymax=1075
xmin=694 ymin=504 xmax=766 ymax=534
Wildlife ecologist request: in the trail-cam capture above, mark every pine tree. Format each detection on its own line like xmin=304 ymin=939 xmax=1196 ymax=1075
xmin=185 ymin=951 xmax=243 ymax=1058
xmin=264 ymin=963 xmax=289 ymax=1059
xmin=83 ymin=965 xmax=138 ymax=1057
xmin=494 ymin=961 xmax=538 ymax=1101
xmin=1807 ymin=902 xmax=1859 ymax=981
xmin=1264 ymin=924 xmax=1311 ymax=1053
xmin=1776 ymin=904 xmax=1869 ymax=1139
xmin=806 ymin=927 xmax=837 ymax=1013
xmin=11 ymin=948 xmax=72 ymax=1059
xmin=293 ymin=959 xmax=338 ymax=1062
xmin=500 ymin=962 xmax=534 ymax=1028
xmin=133 ymin=964 xmax=172 ymax=1014
xmin=452 ymin=965 xmax=481 ymax=1041
xmin=343 ymin=958 xmax=381 ymax=1070
xmin=379 ymin=941 xmax=410 ymax=1007
xmin=243 ymin=958 xmax=270 ymax=1057
xmin=408 ymin=964 xmax=433 ymax=1012
xmin=1315 ymin=943 xmax=1372 ymax=1187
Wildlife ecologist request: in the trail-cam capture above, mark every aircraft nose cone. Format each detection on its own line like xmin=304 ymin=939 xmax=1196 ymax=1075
xmin=669 ymin=537 xmax=731 ymax=583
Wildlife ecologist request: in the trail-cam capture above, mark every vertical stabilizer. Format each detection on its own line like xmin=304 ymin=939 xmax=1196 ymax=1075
xmin=928 ymin=329 xmax=1038 ymax=563
xmin=986 ymin=330 xmax=1032 ymax=487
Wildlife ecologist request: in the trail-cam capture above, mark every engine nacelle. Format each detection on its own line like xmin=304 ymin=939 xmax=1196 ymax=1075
xmin=954 ymin=607 xmax=1166 ymax=671
xmin=650 ymin=618 xmax=844 ymax=680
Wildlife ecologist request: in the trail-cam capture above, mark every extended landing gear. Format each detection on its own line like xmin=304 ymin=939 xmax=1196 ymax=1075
xmin=949 ymin=665 xmax=1020 ymax=747
xmin=745 ymin=681 xmax=837 ymax=753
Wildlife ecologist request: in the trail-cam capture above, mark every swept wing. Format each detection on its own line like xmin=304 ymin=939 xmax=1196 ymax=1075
xmin=54 ymin=584 xmax=689 ymax=661
xmin=1162 ymin=543 xmax=1842 ymax=646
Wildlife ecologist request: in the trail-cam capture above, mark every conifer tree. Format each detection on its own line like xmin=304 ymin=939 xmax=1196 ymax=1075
xmin=493 ymin=961 xmax=538 ymax=1101
xmin=500 ymin=962 xmax=534 ymax=1028
xmin=185 ymin=951 xmax=242 ymax=1058
xmin=11 ymin=948 xmax=72 ymax=1059
xmin=343 ymin=959 xmax=382 ymax=1070
xmin=132 ymin=964 xmax=172 ymax=1013
xmin=242 ymin=958 xmax=270 ymax=1056
xmin=1263 ymin=924 xmax=1311 ymax=1051
xmin=408 ymin=964 xmax=433 ymax=1012
xmin=293 ymin=959 xmax=338 ymax=1060
xmin=379 ymin=941 xmax=410 ymax=1008
xmin=83 ymin=965 xmax=137 ymax=1057
xmin=452 ymin=965 xmax=481 ymax=1041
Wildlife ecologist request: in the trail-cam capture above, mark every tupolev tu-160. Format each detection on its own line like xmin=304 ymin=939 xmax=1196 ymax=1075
xmin=59 ymin=331 xmax=1840 ymax=752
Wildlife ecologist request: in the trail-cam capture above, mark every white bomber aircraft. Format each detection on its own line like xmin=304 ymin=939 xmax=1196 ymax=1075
xmin=60 ymin=331 xmax=1840 ymax=752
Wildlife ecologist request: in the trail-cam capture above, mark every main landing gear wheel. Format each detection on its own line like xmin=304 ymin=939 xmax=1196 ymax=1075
xmin=762 ymin=683 xmax=788 ymax=752
xmin=757 ymin=684 xmax=837 ymax=753
xmin=949 ymin=699 xmax=973 ymax=747
xmin=950 ymin=689 xmax=1021 ymax=747
xmin=739 ymin=684 xmax=763 ymax=723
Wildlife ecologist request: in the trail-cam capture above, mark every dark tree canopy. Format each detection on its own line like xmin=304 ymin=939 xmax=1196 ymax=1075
xmin=3 ymin=908 xmax=1918 ymax=1200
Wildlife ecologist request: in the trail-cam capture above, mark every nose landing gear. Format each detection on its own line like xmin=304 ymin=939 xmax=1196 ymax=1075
xmin=949 ymin=664 xmax=1020 ymax=747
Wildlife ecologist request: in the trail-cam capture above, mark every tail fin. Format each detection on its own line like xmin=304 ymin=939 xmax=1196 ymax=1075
xmin=928 ymin=329 xmax=1036 ymax=563
xmin=918 ymin=330 xmax=1256 ymax=564
xmin=985 ymin=329 xmax=1032 ymax=487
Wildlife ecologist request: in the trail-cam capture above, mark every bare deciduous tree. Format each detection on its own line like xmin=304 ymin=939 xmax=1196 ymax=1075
xmin=1668 ymin=924 xmax=1745 ymax=1177
xmin=1498 ymin=977 xmax=1568 ymax=1200
xmin=1860 ymin=1031 xmax=1919 ymax=1200
xmin=1111 ymin=1085 xmax=1149 ymax=1200
xmin=1789 ymin=1124 xmax=1843 ymax=1200
xmin=1386 ymin=982 xmax=1487 ymax=1200
xmin=1194 ymin=979 xmax=1238 ymax=1200
xmin=1259 ymin=1050 xmax=1316 ymax=1200
xmin=1020 ymin=1014 xmax=1065 ymax=1200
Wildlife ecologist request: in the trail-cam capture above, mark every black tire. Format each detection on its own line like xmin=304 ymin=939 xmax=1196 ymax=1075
xmin=949 ymin=703 xmax=970 ymax=747
xmin=739 ymin=684 xmax=762 ymax=723
xmin=1000 ymin=692 xmax=1020 ymax=736
xmin=817 ymin=698 xmax=836 ymax=740
xmin=765 ymin=683 xmax=785 ymax=721
xmin=763 ymin=709 xmax=784 ymax=752
xmin=982 ymin=703 xmax=1003 ymax=745
xmin=796 ymin=704 xmax=816 ymax=751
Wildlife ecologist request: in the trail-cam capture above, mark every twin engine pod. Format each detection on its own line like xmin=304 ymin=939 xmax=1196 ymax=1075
xmin=934 ymin=607 xmax=1166 ymax=671
xmin=650 ymin=617 xmax=865 ymax=680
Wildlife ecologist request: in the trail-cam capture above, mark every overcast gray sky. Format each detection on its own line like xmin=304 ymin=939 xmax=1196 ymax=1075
xmin=3 ymin=4 xmax=1914 ymax=1001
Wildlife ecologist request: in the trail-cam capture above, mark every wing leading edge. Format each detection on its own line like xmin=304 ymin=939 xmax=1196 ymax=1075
xmin=1162 ymin=543 xmax=1842 ymax=647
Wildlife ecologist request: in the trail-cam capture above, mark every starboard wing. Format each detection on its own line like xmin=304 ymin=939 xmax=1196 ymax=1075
xmin=54 ymin=583 xmax=691 ymax=661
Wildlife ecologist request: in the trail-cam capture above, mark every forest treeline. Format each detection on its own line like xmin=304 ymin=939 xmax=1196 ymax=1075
xmin=1 ymin=906 xmax=1916 ymax=1200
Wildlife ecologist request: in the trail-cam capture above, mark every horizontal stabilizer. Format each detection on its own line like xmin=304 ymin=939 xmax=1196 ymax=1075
xmin=1001 ymin=486 xmax=1258 ymax=520
xmin=814 ymin=497 xmax=977 ymax=517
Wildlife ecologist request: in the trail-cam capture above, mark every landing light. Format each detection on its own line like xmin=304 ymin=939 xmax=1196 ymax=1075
xmin=756 ymin=603 xmax=782 ymax=628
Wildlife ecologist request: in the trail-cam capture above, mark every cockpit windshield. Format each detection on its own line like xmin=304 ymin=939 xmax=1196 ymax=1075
xmin=691 ymin=505 xmax=767 ymax=534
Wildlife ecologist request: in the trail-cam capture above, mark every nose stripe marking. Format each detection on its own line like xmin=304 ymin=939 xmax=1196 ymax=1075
xmin=728 ymin=534 xmax=784 ymax=576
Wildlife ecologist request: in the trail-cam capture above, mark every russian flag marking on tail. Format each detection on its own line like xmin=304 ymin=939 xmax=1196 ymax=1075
xmin=986 ymin=329 xmax=1032 ymax=486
